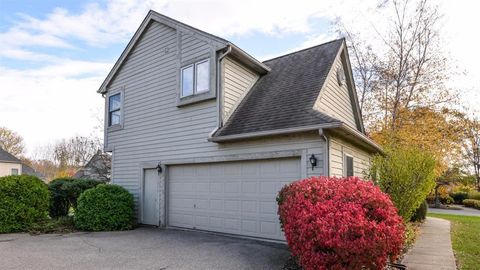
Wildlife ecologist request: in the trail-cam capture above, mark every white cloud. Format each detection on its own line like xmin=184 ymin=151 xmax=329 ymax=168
xmin=0 ymin=61 xmax=109 ymax=154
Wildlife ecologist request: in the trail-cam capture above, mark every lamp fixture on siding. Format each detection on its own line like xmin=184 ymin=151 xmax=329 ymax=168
xmin=156 ymin=162 xmax=163 ymax=174
xmin=309 ymin=154 xmax=317 ymax=171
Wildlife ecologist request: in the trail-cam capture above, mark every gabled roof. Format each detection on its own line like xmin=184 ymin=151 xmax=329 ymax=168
xmin=98 ymin=10 xmax=269 ymax=93
xmin=214 ymin=39 xmax=345 ymax=137
xmin=0 ymin=148 xmax=21 ymax=163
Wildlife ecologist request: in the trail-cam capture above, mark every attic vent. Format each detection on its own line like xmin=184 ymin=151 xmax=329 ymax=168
xmin=336 ymin=67 xmax=346 ymax=86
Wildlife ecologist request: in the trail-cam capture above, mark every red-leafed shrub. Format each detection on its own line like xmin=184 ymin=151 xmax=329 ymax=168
xmin=277 ymin=176 xmax=404 ymax=270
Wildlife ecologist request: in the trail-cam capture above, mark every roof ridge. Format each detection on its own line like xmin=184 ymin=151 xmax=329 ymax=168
xmin=262 ymin=37 xmax=344 ymax=63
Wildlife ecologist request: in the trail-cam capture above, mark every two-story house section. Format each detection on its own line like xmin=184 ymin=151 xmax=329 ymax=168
xmin=98 ymin=10 xmax=382 ymax=241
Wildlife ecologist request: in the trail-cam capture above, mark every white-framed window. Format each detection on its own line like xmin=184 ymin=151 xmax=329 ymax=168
xmin=344 ymin=154 xmax=354 ymax=177
xmin=108 ymin=93 xmax=121 ymax=126
xmin=181 ymin=59 xmax=210 ymax=97
xmin=11 ymin=168 xmax=18 ymax=175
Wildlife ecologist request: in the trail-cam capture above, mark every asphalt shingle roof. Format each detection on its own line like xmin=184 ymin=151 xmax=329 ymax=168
xmin=215 ymin=38 xmax=344 ymax=137
xmin=0 ymin=148 xmax=21 ymax=163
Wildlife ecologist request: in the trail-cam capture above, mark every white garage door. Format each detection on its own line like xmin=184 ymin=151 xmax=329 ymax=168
xmin=168 ymin=158 xmax=301 ymax=240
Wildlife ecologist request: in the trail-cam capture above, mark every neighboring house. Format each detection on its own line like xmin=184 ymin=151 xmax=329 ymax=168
xmin=0 ymin=148 xmax=46 ymax=179
xmin=0 ymin=148 xmax=22 ymax=177
xmin=73 ymin=150 xmax=111 ymax=181
xmin=98 ymin=11 xmax=382 ymax=241
xmin=21 ymin=163 xmax=46 ymax=181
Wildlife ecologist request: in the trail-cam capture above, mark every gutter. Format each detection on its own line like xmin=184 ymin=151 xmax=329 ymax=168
xmin=209 ymin=121 xmax=383 ymax=154
xmin=208 ymin=123 xmax=341 ymax=142
xmin=214 ymin=45 xmax=233 ymax=131
xmin=318 ymin=129 xmax=330 ymax=177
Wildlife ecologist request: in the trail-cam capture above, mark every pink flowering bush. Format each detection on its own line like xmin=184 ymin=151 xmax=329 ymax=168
xmin=277 ymin=176 xmax=404 ymax=270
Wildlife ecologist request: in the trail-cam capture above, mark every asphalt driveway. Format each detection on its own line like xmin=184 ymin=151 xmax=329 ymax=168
xmin=0 ymin=227 xmax=290 ymax=270
xmin=428 ymin=205 xmax=480 ymax=217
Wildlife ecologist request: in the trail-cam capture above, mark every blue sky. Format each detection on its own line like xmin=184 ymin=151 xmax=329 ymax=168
xmin=0 ymin=0 xmax=479 ymax=155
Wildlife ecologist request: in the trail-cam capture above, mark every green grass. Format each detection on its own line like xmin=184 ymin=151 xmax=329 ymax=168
xmin=428 ymin=213 xmax=480 ymax=270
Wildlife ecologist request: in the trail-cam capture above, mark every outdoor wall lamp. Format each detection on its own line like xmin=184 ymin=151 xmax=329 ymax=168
xmin=156 ymin=162 xmax=163 ymax=174
xmin=309 ymin=154 xmax=317 ymax=170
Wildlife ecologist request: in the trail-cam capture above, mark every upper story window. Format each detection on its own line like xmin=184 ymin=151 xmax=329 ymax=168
xmin=345 ymin=155 xmax=354 ymax=177
xmin=11 ymin=168 xmax=18 ymax=175
xmin=109 ymin=93 xmax=121 ymax=126
xmin=181 ymin=59 xmax=210 ymax=97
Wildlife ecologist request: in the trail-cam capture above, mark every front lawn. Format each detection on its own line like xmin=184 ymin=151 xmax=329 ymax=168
xmin=428 ymin=213 xmax=480 ymax=270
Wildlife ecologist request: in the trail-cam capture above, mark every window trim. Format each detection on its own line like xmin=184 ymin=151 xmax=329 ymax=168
xmin=11 ymin=168 xmax=19 ymax=175
xmin=194 ymin=59 xmax=210 ymax=94
xmin=180 ymin=64 xmax=194 ymax=98
xmin=180 ymin=58 xmax=210 ymax=98
xmin=344 ymin=153 xmax=354 ymax=177
xmin=106 ymin=88 xmax=124 ymax=131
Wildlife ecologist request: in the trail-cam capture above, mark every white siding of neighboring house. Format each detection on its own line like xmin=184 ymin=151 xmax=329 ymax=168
xmin=0 ymin=162 xmax=22 ymax=177
xmin=105 ymin=21 xmax=326 ymax=212
xmin=314 ymin=54 xmax=357 ymax=129
xmin=222 ymin=56 xmax=259 ymax=120
xmin=329 ymin=136 xmax=372 ymax=178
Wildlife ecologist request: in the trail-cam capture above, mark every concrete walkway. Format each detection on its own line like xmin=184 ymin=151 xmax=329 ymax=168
xmin=402 ymin=217 xmax=456 ymax=270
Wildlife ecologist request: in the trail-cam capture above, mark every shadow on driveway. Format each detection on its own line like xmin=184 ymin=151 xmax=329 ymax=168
xmin=0 ymin=227 xmax=290 ymax=270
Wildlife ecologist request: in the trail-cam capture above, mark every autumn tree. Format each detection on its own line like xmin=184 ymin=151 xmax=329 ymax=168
xmin=370 ymin=107 xmax=464 ymax=174
xmin=339 ymin=0 xmax=456 ymax=131
xmin=31 ymin=136 xmax=102 ymax=180
xmin=0 ymin=127 xmax=25 ymax=156
xmin=462 ymin=117 xmax=480 ymax=190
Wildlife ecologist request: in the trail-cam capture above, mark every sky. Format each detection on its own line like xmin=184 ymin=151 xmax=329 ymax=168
xmin=0 ymin=0 xmax=479 ymax=156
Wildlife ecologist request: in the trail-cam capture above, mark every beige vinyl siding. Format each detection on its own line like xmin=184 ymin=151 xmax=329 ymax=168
xmin=0 ymin=162 xmax=21 ymax=177
xmin=315 ymin=55 xmax=357 ymax=128
xmin=222 ymin=56 xmax=259 ymax=120
xmin=329 ymin=136 xmax=372 ymax=178
xmin=105 ymin=21 xmax=326 ymax=211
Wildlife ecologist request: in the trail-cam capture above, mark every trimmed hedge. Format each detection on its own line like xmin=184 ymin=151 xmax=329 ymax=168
xmin=468 ymin=191 xmax=480 ymax=201
xmin=411 ymin=200 xmax=428 ymax=222
xmin=75 ymin=184 xmax=134 ymax=231
xmin=277 ymin=177 xmax=404 ymax=270
xmin=450 ymin=192 xmax=469 ymax=204
xmin=0 ymin=175 xmax=50 ymax=233
xmin=48 ymin=178 xmax=101 ymax=217
xmin=463 ymin=199 xmax=480 ymax=210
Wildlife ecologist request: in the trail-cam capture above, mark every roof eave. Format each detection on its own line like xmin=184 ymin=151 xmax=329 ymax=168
xmin=228 ymin=43 xmax=271 ymax=74
xmin=325 ymin=123 xmax=383 ymax=154
xmin=208 ymin=123 xmax=343 ymax=143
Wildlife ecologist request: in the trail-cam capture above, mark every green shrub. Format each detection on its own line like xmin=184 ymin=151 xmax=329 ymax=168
xmin=370 ymin=146 xmax=436 ymax=221
xmin=48 ymin=178 xmax=74 ymax=217
xmin=411 ymin=200 xmax=428 ymax=222
xmin=440 ymin=195 xmax=454 ymax=205
xmin=48 ymin=178 xmax=101 ymax=217
xmin=450 ymin=192 xmax=469 ymax=204
xmin=75 ymin=184 xmax=134 ymax=231
xmin=0 ymin=175 xmax=50 ymax=233
xmin=468 ymin=191 xmax=480 ymax=200
xmin=463 ymin=199 xmax=480 ymax=210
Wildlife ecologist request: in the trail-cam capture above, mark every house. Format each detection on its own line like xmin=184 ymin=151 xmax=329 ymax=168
xmin=98 ymin=10 xmax=382 ymax=241
xmin=21 ymin=163 xmax=46 ymax=181
xmin=0 ymin=148 xmax=46 ymax=179
xmin=73 ymin=150 xmax=111 ymax=182
xmin=0 ymin=148 xmax=23 ymax=177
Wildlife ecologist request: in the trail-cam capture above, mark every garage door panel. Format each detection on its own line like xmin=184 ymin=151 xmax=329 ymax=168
xmin=168 ymin=158 xmax=300 ymax=240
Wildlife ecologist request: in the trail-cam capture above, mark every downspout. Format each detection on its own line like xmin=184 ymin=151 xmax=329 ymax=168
xmin=213 ymin=45 xmax=232 ymax=134
xmin=319 ymin=129 xmax=329 ymax=177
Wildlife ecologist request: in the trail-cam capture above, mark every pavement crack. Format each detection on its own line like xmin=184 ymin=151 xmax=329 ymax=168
xmin=80 ymin=237 xmax=102 ymax=253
